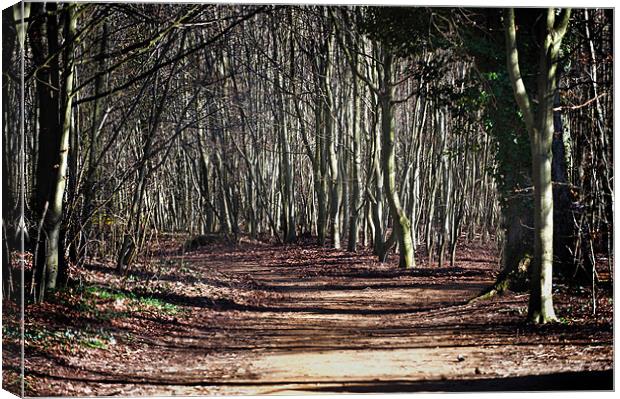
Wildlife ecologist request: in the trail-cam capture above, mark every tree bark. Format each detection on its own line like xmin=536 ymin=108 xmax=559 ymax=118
xmin=380 ymin=51 xmax=414 ymax=269
xmin=504 ymin=7 xmax=571 ymax=323
xmin=34 ymin=3 xmax=77 ymax=300
xmin=347 ymin=61 xmax=362 ymax=252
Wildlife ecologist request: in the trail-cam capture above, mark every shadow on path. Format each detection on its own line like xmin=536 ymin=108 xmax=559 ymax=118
xmin=26 ymin=368 xmax=613 ymax=392
xmin=294 ymin=369 xmax=614 ymax=393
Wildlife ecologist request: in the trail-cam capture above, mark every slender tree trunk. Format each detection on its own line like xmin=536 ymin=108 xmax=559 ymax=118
xmin=80 ymin=20 xmax=108 ymax=261
xmin=347 ymin=66 xmax=362 ymax=251
xmin=2 ymin=6 xmax=17 ymax=299
xmin=117 ymin=127 xmax=150 ymax=273
xmin=274 ymin=23 xmax=296 ymax=243
xmin=380 ymin=51 xmax=414 ymax=269
xmin=117 ymin=52 xmax=176 ymax=271
xmin=326 ymin=91 xmax=341 ymax=249
xmin=315 ymin=96 xmax=328 ymax=245
xmin=371 ymin=102 xmax=385 ymax=258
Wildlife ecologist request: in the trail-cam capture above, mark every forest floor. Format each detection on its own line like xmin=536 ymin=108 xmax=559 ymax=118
xmin=2 ymin=236 xmax=614 ymax=396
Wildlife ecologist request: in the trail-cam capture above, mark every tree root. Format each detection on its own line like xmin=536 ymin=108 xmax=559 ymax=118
xmin=468 ymin=255 xmax=530 ymax=304
xmin=468 ymin=273 xmax=510 ymax=304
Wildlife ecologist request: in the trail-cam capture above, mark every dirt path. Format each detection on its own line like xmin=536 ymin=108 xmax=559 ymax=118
xmin=9 ymin=240 xmax=613 ymax=395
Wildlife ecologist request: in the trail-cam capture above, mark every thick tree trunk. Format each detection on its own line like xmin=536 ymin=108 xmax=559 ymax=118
xmin=504 ymin=7 xmax=570 ymax=323
xmin=551 ymin=80 xmax=576 ymax=278
xmin=29 ymin=4 xmax=58 ymax=293
xmin=39 ymin=4 xmax=76 ymax=299
xmin=28 ymin=3 xmax=75 ymax=301
xmin=529 ymin=131 xmax=556 ymax=322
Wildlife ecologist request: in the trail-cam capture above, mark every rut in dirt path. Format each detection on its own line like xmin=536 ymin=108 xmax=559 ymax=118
xmin=25 ymin=242 xmax=613 ymax=396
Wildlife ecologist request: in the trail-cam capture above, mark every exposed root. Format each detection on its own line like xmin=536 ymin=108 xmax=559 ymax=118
xmin=468 ymin=275 xmax=509 ymax=304
xmin=469 ymin=255 xmax=530 ymax=304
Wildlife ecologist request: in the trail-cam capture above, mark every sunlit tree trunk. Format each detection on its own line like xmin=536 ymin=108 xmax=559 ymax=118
xmin=274 ymin=18 xmax=296 ymax=243
xmin=504 ymin=7 xmax=571 ymax=323
xmin=347 ymin=60 xmax=362 ymax=251
xmin=31 ymin=3 xmax=77 ymax=300
xmin=379 ymin=51 xmax=414 ymax=269
xmin=325 ymin=57 xmax=341 ymax=249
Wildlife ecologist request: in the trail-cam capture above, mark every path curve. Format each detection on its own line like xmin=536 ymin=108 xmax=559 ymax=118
xmin=24 ymin=241 xmax=613 ymax=395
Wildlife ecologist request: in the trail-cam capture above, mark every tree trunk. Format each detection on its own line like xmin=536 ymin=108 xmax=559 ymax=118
xmin=2 ymin=6 xmax=17 ymax=299
xmin=34 ymin=3 xmax=77 ymax=300
xmin=504 ymin=7 xmax=571 ymax=323
xmin=80 ymin=20 xmax=108 ymax=262
xmin=274 ymin=24 xmax=296 ymax=243
xmin=347 ymin=65 xmax=362 ymax=252
xmin=380 ymin=51 xmax=414 ymax=269
xmin=551 ymin=77 xmax=575 ymax=278
xmin=315 ymin=93 xmax=328 ymax=246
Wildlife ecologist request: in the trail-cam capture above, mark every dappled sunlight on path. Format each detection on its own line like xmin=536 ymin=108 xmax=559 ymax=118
xmin=11 ymin=241 xmax=613 ymax=396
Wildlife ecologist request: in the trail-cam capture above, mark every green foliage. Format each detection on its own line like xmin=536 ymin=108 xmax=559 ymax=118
xmin=459 ymin=10 xmax=533 ymax=208
xmin=557 ymin=316 xmax=572 ymax=325
xmin=481 ymin=70 xmax=532 ymax=206
xmin=4 ymin=324 xmax=117 ymax=351
xmin=360 ymin=7 xmax=451 ymax=57
xmin=137 ymin=296 xmax=181 ymax=314
xmin=48 ymin=285 xmax=182 ymax=324
xmin=85 ymin=285 xmax=131 ymax=301
xmin=82 ymin=336 xmax=110 ymax=349
xmin=458 ymin=9 xmax=536 ymax=273
xmin=81 ymin=285 xmax=182 ymax=316
xmin=5 ymin=284 xmax=183 ymax=354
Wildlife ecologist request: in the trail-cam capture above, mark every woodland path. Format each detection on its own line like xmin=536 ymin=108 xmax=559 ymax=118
xmin=21 ymin=239 xmax=613 ymax=395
